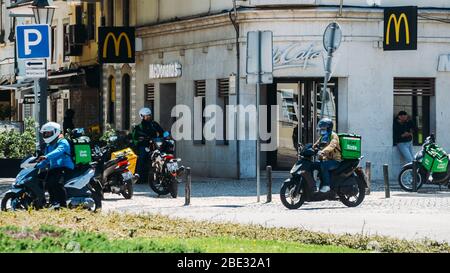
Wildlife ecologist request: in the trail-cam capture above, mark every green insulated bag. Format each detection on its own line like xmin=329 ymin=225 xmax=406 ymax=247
xmin=422 ymin=144 xmax=449 ymax=173
xmin=73 ymin=136 xmax=92 ymax=165
xmin=338 ymin=134 xmax=362 ymax=160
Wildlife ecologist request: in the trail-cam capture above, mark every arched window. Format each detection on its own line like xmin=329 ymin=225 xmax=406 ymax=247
xmin=108 ymin=76 xmax=115 ymax=125
xmin=122 ymin=74 xmax=131 ymax=130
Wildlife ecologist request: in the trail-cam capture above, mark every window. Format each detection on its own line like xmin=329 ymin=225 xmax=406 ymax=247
xmin=217 ymin=78 xmax=230 ymax=145
xmin=194 ymin=80 xmax=206 ymax=145
xmin=87 ymin=3 xmax=96 ymax=40
xmin=63 ymin=24 xmax=70 ymax=62
xmin=75 ymin=5 xmax=82 ymax=25
xmin=122 ymin=74 xmax=131 ymax=130
xmin=108 ymin=76 xmax=116 ymax=125
xmin=145 ymin=83 xmax=155 ymax=114
xmin=123 ymin=0 xmax=130 ymax=26
xmin=51 ymin=26 xmax=57 ymax=64
xmin=0 ymin=0 xmax=5 ymax=43
xmin=108 ymin=0 xmax=115 ymax=27
xmin=394 ymin=78 xmax=434 ymax=146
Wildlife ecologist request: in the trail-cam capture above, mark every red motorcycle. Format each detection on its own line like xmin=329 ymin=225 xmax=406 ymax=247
xmin=147 ymin=132 xmax=184 ymax=198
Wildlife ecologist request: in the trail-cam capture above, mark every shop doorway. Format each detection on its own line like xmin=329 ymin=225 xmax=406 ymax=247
xmin=159 ymin=83 xmax=177 ymax=132
xmin=267 ymin=78 xmax=338 ymax=170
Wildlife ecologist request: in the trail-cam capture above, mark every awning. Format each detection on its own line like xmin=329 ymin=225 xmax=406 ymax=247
xmin=7 ymin=0 xmax=34 ymax=17
xmin=48 ymin=69 xmax=85 ymax=90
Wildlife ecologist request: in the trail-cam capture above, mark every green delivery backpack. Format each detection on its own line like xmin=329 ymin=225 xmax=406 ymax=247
xmin=422 ymin=144 xmax=449 ymax=173
xmin=338 ymin=134 xmax=362 ymax=160
xmin=68 ymin=136 xmax=92 ymax=165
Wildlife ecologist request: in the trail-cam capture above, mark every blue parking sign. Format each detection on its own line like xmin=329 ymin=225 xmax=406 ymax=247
xmin=16 ymin=24 xmax=51 ymax=59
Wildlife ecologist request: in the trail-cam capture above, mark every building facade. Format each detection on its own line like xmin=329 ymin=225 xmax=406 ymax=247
xmin=108 ymin=0 xmax=450 ymax=180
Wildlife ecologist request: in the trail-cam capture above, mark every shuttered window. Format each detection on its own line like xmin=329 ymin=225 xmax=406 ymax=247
xmin=194 ymin=80 xmax=206 ymax=97
xmin=194 ymin=80 xmax=206 ymax=145
xmin=217 ymin=78 xmax=229 ymax=97
xmin=145 ymin=83 xmax=155 ymax=113
xmin=394 ymin=78 xmax=435 ymax=96
xmin=394 ymin=78 xmax=434 ymax=146
xmin=217 ymin=79 xmax=229 ymax=145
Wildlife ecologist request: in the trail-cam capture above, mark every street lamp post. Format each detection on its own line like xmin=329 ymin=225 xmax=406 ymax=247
xmin=31 ymin=0 xmax=55 ymax=147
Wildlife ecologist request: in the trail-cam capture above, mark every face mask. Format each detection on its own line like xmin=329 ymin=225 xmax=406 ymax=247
xmin=320 ymin=129 xmax=328 ymax=136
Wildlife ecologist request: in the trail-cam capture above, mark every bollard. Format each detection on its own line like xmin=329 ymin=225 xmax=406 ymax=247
xmin=365 ymin=161 xmax=372 ymax=195
xmin=266 ymin=166 xmax=272 ymax=203
xmin=412 ymin=160 xmax=418 ymax=192
xmin=383 ymin=164 xmax=390 ymax=198
xmin=185 ymin=167 xmax=191 ymax=206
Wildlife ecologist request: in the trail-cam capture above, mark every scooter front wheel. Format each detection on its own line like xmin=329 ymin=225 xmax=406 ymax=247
xmin=1 ymin=192 xmax=28 ymax=212
xmin=280 ymin=181 xmax=306 ymax=210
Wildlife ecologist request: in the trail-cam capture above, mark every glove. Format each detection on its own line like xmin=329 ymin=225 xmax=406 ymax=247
xmin=36 ymin=161 xmax=47 ymax=169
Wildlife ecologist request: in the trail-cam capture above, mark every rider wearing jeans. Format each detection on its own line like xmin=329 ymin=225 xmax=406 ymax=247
xmin=313 ymin=118 xmax=342 ymax=193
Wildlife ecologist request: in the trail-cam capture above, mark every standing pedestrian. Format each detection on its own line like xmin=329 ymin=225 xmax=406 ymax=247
xmin=393 ymin=111 xmax=416 ymax=163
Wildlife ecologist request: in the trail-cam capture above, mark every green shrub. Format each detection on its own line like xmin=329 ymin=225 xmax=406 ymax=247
xmin=0 ymin=118 xmax=37 ymax=159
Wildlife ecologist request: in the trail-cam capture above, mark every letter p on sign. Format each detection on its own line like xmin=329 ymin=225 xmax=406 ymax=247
xmin=16 ymin=24 xmax=51 ymax=59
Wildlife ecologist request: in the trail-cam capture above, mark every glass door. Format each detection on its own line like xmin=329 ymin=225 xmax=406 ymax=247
xmin=272 ymin=79 xmax=338 ymax=171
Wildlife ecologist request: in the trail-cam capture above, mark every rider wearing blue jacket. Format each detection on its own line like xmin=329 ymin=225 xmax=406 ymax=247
xmin=37 ymin=122 xmax=75 ymax=208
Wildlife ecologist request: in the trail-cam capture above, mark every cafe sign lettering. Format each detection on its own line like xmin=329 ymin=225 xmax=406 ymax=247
xmin=273 ymin=43 xmax=322 ymax=70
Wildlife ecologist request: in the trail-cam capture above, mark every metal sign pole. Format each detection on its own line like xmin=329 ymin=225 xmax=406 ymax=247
xmin=33 ymin=79 xmax=40 ymax=150
xmin=321 ymin=28 xmax=335 ymax=119
xmin=321 ymin=22 xmax=342 ymax=120
xmin=256 ymin=31 xmax=261 ymax=203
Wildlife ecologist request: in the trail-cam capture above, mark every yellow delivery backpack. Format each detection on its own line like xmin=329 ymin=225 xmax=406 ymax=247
xmin=111 ymin=148 xmax=138 ymax=174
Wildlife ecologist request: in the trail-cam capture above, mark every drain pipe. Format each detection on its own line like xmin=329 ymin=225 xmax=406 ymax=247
xmin=339 ymin=0 xmax=344 ymax=16
xmin=229 ymin=0 xmax=241 ymax=179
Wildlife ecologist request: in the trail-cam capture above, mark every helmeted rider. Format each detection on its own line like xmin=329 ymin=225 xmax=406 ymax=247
xmin=313 ymin=118 xmax=342 ymax=193
xmin=132 ymin=107 xmax=164 ymax=181
xmin=36 ymin=122 xmax=75 ymax=208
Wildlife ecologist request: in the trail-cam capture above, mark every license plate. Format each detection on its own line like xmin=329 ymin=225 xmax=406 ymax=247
xmin=122 ymin=172 xmax=133 ymax=181
xmin=167 ymin=162 xmax=178 ymax=172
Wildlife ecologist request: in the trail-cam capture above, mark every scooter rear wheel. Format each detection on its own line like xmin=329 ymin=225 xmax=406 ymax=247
xmin=122 ymin=182 xmax=134 ymax=200
xmin=339 ymin=178 xmax=366 ymax=208
xmin=280 ymin=181 xmax=306 ymax=210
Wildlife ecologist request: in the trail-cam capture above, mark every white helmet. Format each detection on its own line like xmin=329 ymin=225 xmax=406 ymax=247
xmin=139 ymin=107 xmax=152 ymax=119
xmin=40 ymin=122 xmax=61 ymax=144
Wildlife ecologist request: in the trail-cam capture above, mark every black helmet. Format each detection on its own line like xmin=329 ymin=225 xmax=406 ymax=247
xmin=317 ymin=118 xmax=334 ymax=132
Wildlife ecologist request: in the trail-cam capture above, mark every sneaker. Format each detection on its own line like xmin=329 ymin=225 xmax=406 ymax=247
xmin=320 ymin=186 xmax=331 ymax=193
xmin=48 ymin=203 xmax=62 ymax=211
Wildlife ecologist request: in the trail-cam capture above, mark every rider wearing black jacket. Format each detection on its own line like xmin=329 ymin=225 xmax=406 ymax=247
xmin=132 ymin=108 xmax=164 ymax=182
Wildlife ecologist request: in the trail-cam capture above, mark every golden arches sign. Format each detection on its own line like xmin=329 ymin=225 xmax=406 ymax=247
xmin=103 ymin=32 xmax=132 ymax=58
xmin=386 ymin=13 xmax=410 ymax=45
xmin=98 ymin=27 xmax=135 ymax=63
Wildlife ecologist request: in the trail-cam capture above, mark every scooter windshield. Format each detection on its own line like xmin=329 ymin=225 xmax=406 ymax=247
xmin=16 ymin=168 xmax=38 ymax=182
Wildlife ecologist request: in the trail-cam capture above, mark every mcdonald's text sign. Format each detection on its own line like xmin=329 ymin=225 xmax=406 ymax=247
xmin=384 ymin=6 xmax=417 ymax=51
xmin=98 ymin=27 xmax=135 ymax=63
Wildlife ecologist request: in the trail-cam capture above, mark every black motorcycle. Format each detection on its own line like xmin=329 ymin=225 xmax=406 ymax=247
xmin=280 ymin=144 xmax=367 ymax=210
xmin=398 ymin=134 xmax=450 ymax=192
xmin=92 ymin=141 xmax=136 ymax=200
xmin=146 ymin=132 xmax=184 ymax=198
xmin=1 ymin=157 xmax=103 ymax=212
